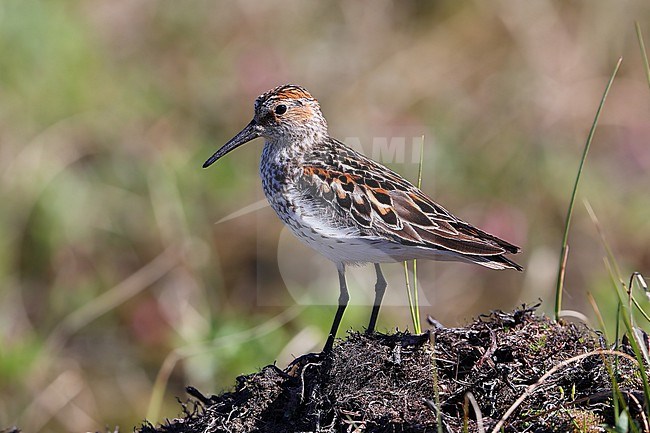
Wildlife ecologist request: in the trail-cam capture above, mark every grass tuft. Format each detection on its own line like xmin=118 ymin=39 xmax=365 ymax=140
xmin=586 ymin=200 xmax=650 ymax=426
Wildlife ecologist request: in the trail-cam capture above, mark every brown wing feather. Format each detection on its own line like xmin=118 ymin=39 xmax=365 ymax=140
xmin=301 ymin=138 xmax=521 ymax=264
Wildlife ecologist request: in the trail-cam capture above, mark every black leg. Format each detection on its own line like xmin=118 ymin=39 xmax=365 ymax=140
xmin=323 ymin=264 xmax=349 ymax=353
xmin=367 ymin=263 xmax=387 ymax=334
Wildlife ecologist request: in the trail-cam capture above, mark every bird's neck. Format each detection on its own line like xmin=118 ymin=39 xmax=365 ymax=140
xmin=261 ymin=129 xmax=327 ymax=170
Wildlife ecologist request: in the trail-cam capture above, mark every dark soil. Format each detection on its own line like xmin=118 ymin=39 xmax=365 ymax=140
xmin=139 ymin=306 xmax=647 ymax=432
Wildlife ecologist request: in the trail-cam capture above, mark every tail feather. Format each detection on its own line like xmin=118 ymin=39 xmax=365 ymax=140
xmin=468 ymin=254 xmax=523 ymax=271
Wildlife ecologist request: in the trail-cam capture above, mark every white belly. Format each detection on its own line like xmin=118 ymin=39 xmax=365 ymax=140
xmin=274 ymin=202 xmax=460 ymax=265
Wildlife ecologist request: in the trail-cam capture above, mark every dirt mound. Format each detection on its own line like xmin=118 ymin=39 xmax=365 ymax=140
xmin=139 ymin=306 xmax=645 ymax=432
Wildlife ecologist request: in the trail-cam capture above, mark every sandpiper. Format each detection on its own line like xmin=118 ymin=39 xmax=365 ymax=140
xmin=203 ymin=84 xmax=522 ymax=352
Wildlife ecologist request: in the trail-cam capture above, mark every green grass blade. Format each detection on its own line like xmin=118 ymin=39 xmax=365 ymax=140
xmin=412 ymin=260 xmax=421 ymax=333
xmin=553 ymin=57 xmax=622 ymax=321
xmin=636 ymin=22 xmax=650 ymax=90
xmin=587 ymin=292 xmax=609 ymax=342
xmin=584 ymin=200 xmax=625 ymax=284
xmin=412 ymin=135 xmax=425 ymax=333
xmin=404 ymin=261 xmax=419 ymax=332
xmin=417 ymin=135 xmax=425 ymax=187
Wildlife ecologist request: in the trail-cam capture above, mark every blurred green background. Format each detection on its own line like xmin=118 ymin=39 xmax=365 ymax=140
xmin=1 ymin=1 xmax=649 ymax=431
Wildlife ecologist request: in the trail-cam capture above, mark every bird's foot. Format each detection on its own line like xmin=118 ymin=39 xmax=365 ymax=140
xmin=427 ymin=315 xmax=446 ymax=330
xmin=186 ymin=386 xmax=217 ymax=406
xmin=286 ymin=351 xmax=327 ymax=376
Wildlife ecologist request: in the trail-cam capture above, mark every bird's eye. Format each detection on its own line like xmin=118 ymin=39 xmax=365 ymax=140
xmin=274 ymin=104 xmax=287 ymax=115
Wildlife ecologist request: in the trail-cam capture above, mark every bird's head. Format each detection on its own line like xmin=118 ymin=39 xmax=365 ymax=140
xmin=203 ymin=84 xmax=327 ymax=168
